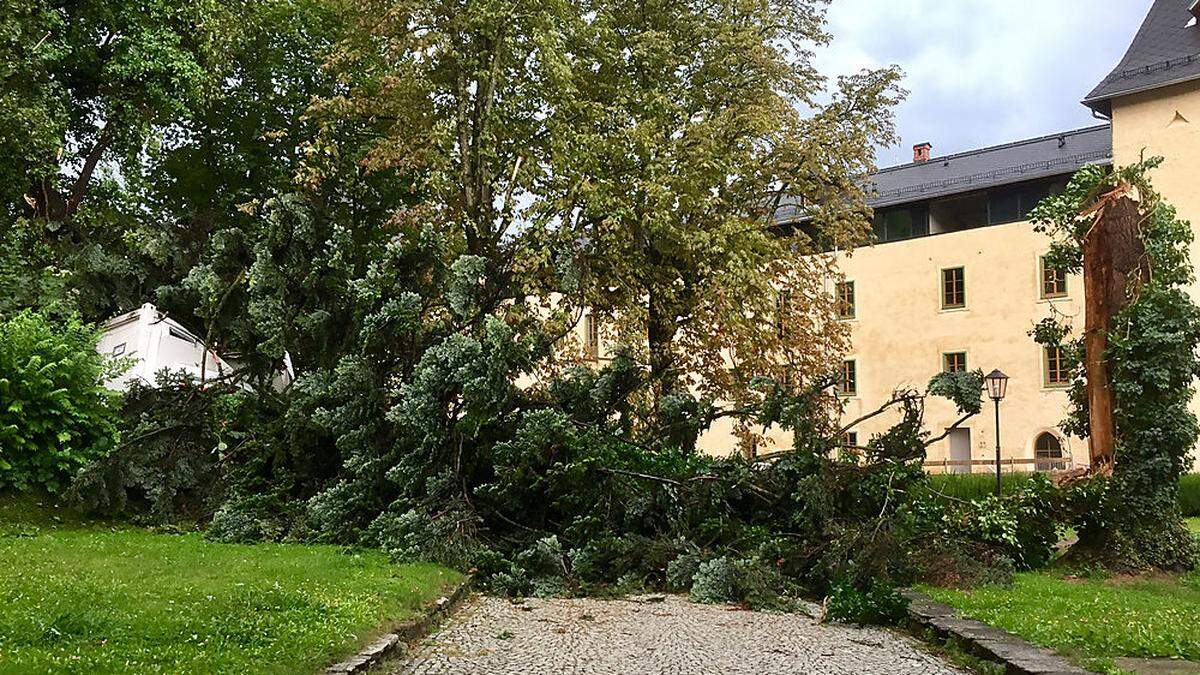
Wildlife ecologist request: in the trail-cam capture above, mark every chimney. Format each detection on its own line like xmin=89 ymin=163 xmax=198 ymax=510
xmin=913 ymin=142 xmax=932 ymax=163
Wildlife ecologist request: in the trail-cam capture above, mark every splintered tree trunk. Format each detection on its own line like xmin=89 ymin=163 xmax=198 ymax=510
xmin=1080 ymin=187 xmax=1147 ymax=469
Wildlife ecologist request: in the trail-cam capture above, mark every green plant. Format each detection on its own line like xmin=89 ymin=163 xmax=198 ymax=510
xmin=1033 ymin=158 xmax=1200 ymax=570
xmin=0 ymin=494 xmax=462 ymax=673
xmin=1180 ymin=474 xmax=1200 ymax=517
xmin=923 ymin=472 xmax=1037 ymax=503
xmin=71 ymin=372 xmax=262 ymax=522
xmin=825 ymin=578 xmax=909 ymax=626
xmin=0 ymin=311 xmax=120 ymax=492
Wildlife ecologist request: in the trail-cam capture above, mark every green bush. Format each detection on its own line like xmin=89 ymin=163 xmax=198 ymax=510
xmin=825 ymin=578 xmax=909 ymax=625
xmin=71 ymin=372 xmax=259 ymax=522
xmin=923 ymin=472 xmax=1036 ymax=503
xmin=0 ymin=311 xmax=119 ymax=492
xmin=1180 ymin=474 xmax=1200 ymax=517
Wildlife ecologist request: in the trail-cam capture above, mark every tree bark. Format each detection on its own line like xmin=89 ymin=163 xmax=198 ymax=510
xmin=1080 ymin=187 xmax=1147 ymax=469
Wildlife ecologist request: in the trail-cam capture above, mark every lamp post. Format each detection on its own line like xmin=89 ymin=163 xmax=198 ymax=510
xmin=984 ymin=369 xmax=1010 ymax=497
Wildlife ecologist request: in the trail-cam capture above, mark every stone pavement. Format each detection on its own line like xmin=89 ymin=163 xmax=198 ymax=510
xmin=393 ymin=595 xmax=967 ymax=674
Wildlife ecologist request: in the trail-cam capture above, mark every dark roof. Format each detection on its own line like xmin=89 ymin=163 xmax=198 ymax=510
xmin=864 ymin=125 xmax=1112 ymax=209
xmin=776 ymin=125 xmax=1112 ymax=221
xmin=1083 ymin=0 xmax=1200 ymax=116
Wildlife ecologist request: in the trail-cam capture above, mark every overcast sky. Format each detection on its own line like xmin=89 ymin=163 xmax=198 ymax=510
xmin=815 ymin=0 xmax=1152 ymax=167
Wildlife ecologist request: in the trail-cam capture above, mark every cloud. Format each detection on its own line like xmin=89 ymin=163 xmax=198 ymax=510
xmin=814 ymin=0 xmax=1151 ymax=166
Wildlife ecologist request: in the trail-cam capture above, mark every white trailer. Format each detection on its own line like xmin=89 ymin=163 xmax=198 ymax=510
xmin=96 ymin=303 xmax=293 ymax=392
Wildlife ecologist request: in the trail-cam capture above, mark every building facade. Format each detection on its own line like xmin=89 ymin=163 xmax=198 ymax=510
xmin=834 ymin=0 xmax=1200 ymax=473
xmin=579 ymin=0 xmax=1200 ymax=471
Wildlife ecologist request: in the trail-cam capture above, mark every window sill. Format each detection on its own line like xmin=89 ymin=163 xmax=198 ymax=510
xmin=939 ymin=306 xmax=969 ymax=314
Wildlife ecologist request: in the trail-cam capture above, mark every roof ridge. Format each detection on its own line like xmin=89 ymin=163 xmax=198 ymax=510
xmin=872 ymin=124 xmax=1111 ymax=175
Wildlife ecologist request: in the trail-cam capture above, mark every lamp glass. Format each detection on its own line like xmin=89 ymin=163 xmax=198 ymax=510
xmin=984 ymin=369 xmax=1009 ymax=401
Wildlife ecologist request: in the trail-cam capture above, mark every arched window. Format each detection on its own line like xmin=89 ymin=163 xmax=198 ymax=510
xmin=1035 ymin=432 xmax=1064 ymax=471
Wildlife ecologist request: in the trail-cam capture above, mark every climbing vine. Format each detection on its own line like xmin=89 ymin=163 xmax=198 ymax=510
xmin=1032 ymin=157 xmax=1200 ymax=570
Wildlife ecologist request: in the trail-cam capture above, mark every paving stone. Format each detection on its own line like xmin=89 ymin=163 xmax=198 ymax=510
xmin=392 ymin=595 xmax=967 ymax=674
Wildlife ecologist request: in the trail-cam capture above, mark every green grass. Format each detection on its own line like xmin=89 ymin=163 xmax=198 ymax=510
xmin=0 ymin=493 xmax=462 ymax=674
xmin=1187 ymin=517 xmax=1200 ymax=535
xmin=921 ymin=569 xmax=1200 ymax=663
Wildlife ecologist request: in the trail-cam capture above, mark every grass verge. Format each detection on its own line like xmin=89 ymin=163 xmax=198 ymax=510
xmin=0 ymin=493 xmax=462 ymax=673
xmin=920 ymin=568 xmax=1200 ymax=666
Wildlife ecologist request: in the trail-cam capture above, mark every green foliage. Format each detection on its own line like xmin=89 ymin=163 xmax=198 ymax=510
xmin=926 ymin=370 xmax=985 ymax=416
xmin=0 ymin=312 xmax=119 ymax=492
xmin=1033 ymin=158 xmax=1200 ymax=570
xmin=923 ymin=472 xmax=1038 ymax=502
xmin=70 ymin=373 xmax=264 ymax=522
xmin=825 ymin=578 xmax=909 ymax=626
xmin=903 ymin=475 xmax=1061 ymax=585
xmin=1181 ymin=474 xmax=1200 ymax=517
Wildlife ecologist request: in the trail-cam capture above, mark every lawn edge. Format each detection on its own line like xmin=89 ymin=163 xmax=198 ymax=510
xmin=902 ymin=589 xmax=1090 ymax=675
xmin=326 ymin=575 xmax=473 ymax=674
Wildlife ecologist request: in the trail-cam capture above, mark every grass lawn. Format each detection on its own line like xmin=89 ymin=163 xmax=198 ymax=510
xmin=921 ymin=522 xmax=1200 ymax=669
xmin=0 ymin=494 xmax=462 ymax=674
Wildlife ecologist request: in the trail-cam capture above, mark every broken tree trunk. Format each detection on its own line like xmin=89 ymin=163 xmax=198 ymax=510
xmin=1079 ymin=184 xmax=1149 ymax=469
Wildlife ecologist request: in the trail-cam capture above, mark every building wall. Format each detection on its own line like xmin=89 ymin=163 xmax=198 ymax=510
xmin=829 ymin=222 xmax=1084 ymax=470
xmin=1110 ymin=79 xmax=1200 ymax=471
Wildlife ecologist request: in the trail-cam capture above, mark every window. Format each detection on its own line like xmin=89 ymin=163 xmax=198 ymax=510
xmin=942 ymin=267 xmax=966 ymax=309
xmin=1045 ymin=346 xmax=1069 ymax=387
xmin=839 ymin=360 xmax=857 ymax=397
xmin=840 ymin=432 xmax=860 ymax=461
xmin=583 ymin=313 xmax=600 ymax=361
xmin=1034 ymin=432 xmax=1065 ymax=471
xmin=1041 ymin=256 xmax=1067 ymax=298
xmin=930 ymin=193 xmax=988 ymax=234
xmin=872 ymin=204 xmax=929 ymax=242
xmin=836 ymin=281 xmax=856 ymax=319
xmin=111 ymin=343 xmax=126 ymax=357
xmin=943 ymin=352 xmax=967 ymax=373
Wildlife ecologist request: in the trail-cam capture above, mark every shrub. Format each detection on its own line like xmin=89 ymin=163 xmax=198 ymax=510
xmin=363 ymin=506 xmax=479 ymax=571
xmin=71 ymin=372 xmax=257 ymax=522
xmin=688 ymin=556 xmax=794 ymax=608
xmin=0 ymin=311 xmax=120 ymax=492
xmin=1180 ymin=474 xmax=1200 ymax=518
xmin=923 ymin=472 xmax=1036 ymax=503
xmin=825 ymin=578 xmax=909 ymax=625
xmin=207 ymin=494 xmax=292 ymax=543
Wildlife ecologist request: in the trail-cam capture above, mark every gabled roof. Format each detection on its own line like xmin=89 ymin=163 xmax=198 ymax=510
xmin=774 ymin=125 xmax=1112 ymax=222
xmin=1083 ymin=0 xmax=1200 ymax=116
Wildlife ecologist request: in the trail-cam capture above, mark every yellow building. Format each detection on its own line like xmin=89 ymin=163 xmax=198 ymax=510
xmin=581 ymin=0 xmax=1200 ymax=471
xmin=831 ymin=0 xmax=1200 ymax=473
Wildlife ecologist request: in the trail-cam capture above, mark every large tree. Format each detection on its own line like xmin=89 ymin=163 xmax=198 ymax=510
xmin=319 ymin=0 xmax=902 ymax=431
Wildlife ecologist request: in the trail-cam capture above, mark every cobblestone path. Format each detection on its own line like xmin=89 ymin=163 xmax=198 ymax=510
xmin=394 ymin=595 xmax=966 ymax=674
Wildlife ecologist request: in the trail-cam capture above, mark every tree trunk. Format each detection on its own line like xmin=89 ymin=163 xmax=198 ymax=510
xmin=647 ymin=291 xmax=678 ymax=400
xmin=1080 ymin=188 xmax=1146 ymax=469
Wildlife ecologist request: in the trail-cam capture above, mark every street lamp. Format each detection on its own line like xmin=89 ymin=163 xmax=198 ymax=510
xmin=984 ymin=369 xmax=1009 ymax=496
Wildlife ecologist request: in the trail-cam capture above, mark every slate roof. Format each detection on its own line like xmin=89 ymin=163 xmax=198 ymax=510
xmin=1083 ymin=0 xmax=1200 ymax=116
xmin=775 ymin=125 xmax=1112 ymax=222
